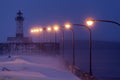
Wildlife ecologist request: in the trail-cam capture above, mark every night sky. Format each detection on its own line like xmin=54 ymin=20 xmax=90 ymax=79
xmin=0 ymin=0 xmax=120 ymax=42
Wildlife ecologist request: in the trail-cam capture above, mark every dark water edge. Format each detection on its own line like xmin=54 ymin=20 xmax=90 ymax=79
xmin=60 ymin=40 xmax=120 ymax=80
xmin=63 ymin=49 xmax=120 ymax=80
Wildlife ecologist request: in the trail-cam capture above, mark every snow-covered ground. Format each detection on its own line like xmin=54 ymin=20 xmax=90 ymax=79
xmin=0 ymin=55 xmax=80 ymax=80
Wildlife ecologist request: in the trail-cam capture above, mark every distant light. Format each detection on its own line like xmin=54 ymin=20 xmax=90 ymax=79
xmin=86 ymin=20 xmax=94 ymax=26
xmin=64 ymin=23 xmax=71 ymax=29
xmin=53 ymin=25 xmax=59 ymax=31
xmin=47 ymin=27 xmax=52 ymax=32
xmin=35 ymin=29 xmax=39 ymax=32
xmin=30 ymin=29 xmax=34 ymax=33
xmin=85 ymin=18 xmax=94 ymax=27
xmin=39 ymin=28 xmax=43 ymax=32
xmin=30 ymin=27 xmax=43 ymax=34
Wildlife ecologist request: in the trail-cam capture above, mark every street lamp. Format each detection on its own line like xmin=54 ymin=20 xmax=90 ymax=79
xmin=53 ymin=25 xmax=59 ymax=43
xmin=65 ymin=23 xmax=71 ymax=29
xmin=59 ymin=27 xmax=65 ymax=58
xmin=86 ymin=20 xmax=94 ymax=27
xmin=85 ymin=18 xmax=120 ymax=76
xmin=69 ymin=23 xmax=93 ymax=76
xmin=39 ymin=28 xmax=43 ymax=32
xmin=64 ymin=23 xmax=75 ymax=73
xmin=64 ymin=23 xmax=93 ymax=74
xmin=46 ymin=27 xmax=52 ymax=42
xmin=47 ymin=27 xmax=52 ymax=32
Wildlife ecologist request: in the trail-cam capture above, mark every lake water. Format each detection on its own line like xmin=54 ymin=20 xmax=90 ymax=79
xmin=63 ymin=49 xmax=120 ymax=80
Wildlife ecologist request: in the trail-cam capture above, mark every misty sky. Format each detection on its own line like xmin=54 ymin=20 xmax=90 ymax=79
xmin=0 ymin=0 xmax=120 ymax=42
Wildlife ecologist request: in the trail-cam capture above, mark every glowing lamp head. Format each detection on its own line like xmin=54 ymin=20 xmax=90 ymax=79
xmin=86 ymin=20 xmax=94 ymax=26
xmin=39 ymin=28 xmax=43 ymax=32
xmin=65 ymin=23 xmax=71 ymax=29
xmin=47 ymin=27 xmax=52 ymax=32
xmin=30 ymin=29 xmax=34 ymax=33
xmin=35 ymin=29 xmax=39 ymax=32
xmin=85 ymin=18 xmax=95 ymax=27
xmin=30 ymin=28 xmax=39 ymax=34
xmin=53 ymin=25 xmax=59 ymax=31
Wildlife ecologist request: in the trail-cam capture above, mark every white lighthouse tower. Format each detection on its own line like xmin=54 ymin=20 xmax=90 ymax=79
xmin=16 ymin=10 xmax=24 ymax=38
xmin=7 ymin=11 xmax=32 ymax=43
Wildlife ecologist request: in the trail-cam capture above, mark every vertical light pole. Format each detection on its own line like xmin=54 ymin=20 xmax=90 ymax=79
xmin=42 ymin=27 xmax=47 ymax=42
xmin=71 ymin=28 xmax=75 ymax=72
xmin=64 ymin=24 xmax=75 ymax=73
xmin=47 ymin=27 xmax=52 ymax=43
xmin=61 ymin=28 xmax=65 ymax=58
xmin=39 ymin=28 xmax=44 ymax=42
xmin=72 ymin=23 xmax=93 ymax=76
xmin=53 ymin=26 xmax=65 ymax=58
xmin=8 ymin=43 xmax=11 ymax=58
xmin=86 ymin=18 xmax=120 ymax=75
xmin=55 ymin=32 xmax=56 ymax=43
xmin=85 ymin=20 xmax=94 ymax=76
xmin=65 ymin=23 xmax=93 ymax=74
xmin=53 ymin=25 xmax=59 ymax=43
xmin=86 ymin=27 xmax=93 ymax=76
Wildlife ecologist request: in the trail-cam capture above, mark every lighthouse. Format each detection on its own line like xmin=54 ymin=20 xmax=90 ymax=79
xmin=1 ymin=10 xmax=59 ymax=55
xmin=7 ymin=11 xmax=32 ymax=43
xmin=16 ymin=10 xmax=24 ymax=38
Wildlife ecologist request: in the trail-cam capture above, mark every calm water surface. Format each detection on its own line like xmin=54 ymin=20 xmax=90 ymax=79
xmin=63 ymin=49 xmax=120 ymax=80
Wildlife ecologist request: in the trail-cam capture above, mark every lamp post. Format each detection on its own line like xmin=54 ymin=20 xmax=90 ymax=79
xmin=66 ymin=23 xmax=93 ymax=76
xmin=64 ymin=24 xmax=75 ymax=73
xmin=55 ymin=32 xmax=57 ymax=43
xmin=53 ymin=26 xmax=65 ymax=59
xmin=71 ymin=28 xmax=75 ymax=72
xmin=61 ymin=28 xmax=65 ymax=58
xmin=85 ymin=18 xmax=120 ymax=76
xmin=39 ymin=28 xmax=44 ymax=42
xmin=52 ymin=25 xmax=65 ymax=58
xmin=53 ymin=25 xmax=59 ymax=43
xmin=47 ymin=27 xmax=52 ymax=43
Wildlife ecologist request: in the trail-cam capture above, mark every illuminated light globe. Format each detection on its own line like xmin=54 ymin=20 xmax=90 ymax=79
xmin=53 ymin=25 xmax=59 ymax=31
xmin=86 ymin=20 xmax=94 ymax=26
xmin=30 ymin=29 xmax=34 ymax=33
xmin=39 ymin=28 xmax=43 ymax=32
xmin=35 ymin=29 xmax=39 ymax=32
xmin=47 ymin=27 xmax=52 ymax=32
xmin=65 ymin=23 xmax=71 ymax=29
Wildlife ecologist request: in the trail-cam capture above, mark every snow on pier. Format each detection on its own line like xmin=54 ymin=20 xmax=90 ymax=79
xmin=0 ymin=55 xmax=80 ymax=80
